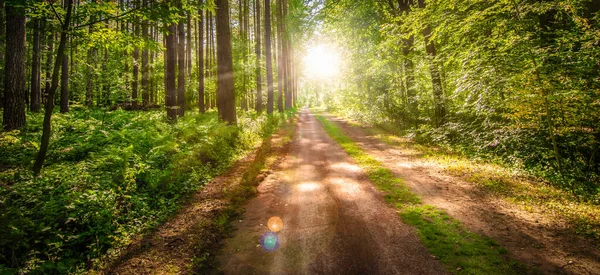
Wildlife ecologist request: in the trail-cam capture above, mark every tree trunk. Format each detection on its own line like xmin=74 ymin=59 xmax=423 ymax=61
xmin=132 ymin=11 xmax=140 ymax=108
xmin=44 ymin=30 xmax=55 ymax=106
xmin=141 ymin=0 xmax=149 ymax=106
xmin=198 ymin=1 xmax=205 ymax=113
xmin=85 ymin=22 xmax=95 ymax=107
xmin=177 ymin=3 xmax=186 ymax=117
xmin=3 ymin=3 xmax=26 ymax=130
xmin=283 ymin=0 xmax=291 ymax=110
xmin=275 ymin=0 xmax=283 ymax=112
xmin=0 ymin=0 xmax=5 ymax=109
xmin=417 ymin=0 xmax=445 ymax=127
xmin=398 ymin=0 xmax=417 ymax=127
xmin=254 ymin=0 xmax=262 ymax=112
xmin=31 ymin=19 xmax=42 ymax=113
xmin=60 ymin=54 xmax=69 ymax=113
xmin=33 ymin=0 xmax=73 ymax=176
xmin=166 ymin=23 xmax=178 ymax=121
xmin=216 ymin=0 xmax=237 ymax=124
xmin=186 ymin=13 xmax=192 ymax=78
xmin=265 ymin=0 xmax=274 ymax=114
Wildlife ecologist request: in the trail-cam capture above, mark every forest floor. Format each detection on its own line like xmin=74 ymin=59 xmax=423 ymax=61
xmin=322 ymin=113 xmax=600 ymax=274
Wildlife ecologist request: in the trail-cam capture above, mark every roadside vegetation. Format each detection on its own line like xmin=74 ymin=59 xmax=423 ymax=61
xmin=0 ymin=108 xmax=292 ymax=274
xmin=316 ymin=114 xmax=526 ymax=274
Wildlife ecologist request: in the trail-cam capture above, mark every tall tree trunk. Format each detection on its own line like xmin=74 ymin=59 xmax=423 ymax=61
xmin=44 ymin=30 xmax=55 ymax=105
xmin=186 ymin=13 xmax=192 ymax=78
xmin=198 ymin=1 xmax=205 ymax=113
xmin=254 ymin=0 xmax=262 ymax=112
xmin=216 ymin=0 xmax=237 ymax=124
xmin=275 ymin=0 xmax=283 ymax=112
xmin=3 ymin=2 xmax=26 ymax=130
xmin=283 ymin=0 xmax=291 ymax=110
xmin=33 ymin=0 xmax=73 ymax=176
xmin=141 ymin=0 xmax=149 ymax=106
xmin=397 ymin=0 xmax=417 ymax=127
xmin=206 ymin=9 xmax=211 ymax=110
xmin=132 ymin=10 xmax=140 ymax=108
xmin=85 ymin=22 xmax=95 ymax=107
xmin=417 ymin=0 xmax=445 ymax=127
xmin=60 ymin=53 xmax=69 ymax=113
xmin=31 ymin=19 xmax=42 ymax=113
xmin=166 ymin=23 xmax=178 ymax=120
xmin=177 ymin=2 xmax=186 ymax=117
xmin=265 ymin=0 xmax=274 ymax=114
xmin=0 ymin=0 xmax=5 ymax=109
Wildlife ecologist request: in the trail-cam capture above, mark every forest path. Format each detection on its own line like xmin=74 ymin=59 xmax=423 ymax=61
xmin=326 ymin=114 xmax=600 ymax=275
xmin=217 ymin=109 xmax=446 ymax=274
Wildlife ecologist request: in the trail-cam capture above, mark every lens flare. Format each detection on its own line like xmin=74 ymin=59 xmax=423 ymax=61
xmin=268 ymin=216 xmax=284 ymax=233
xmin=260 ymin=232 xmax=280 ymax=252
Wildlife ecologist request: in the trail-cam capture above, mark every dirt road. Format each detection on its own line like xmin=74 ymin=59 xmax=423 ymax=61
xmin=217 ymin=109 xmax=445 ymax=274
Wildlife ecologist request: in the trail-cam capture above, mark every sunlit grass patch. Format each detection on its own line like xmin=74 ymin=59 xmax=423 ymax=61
xmin=315 ymin=114 xmax=523 ymax=274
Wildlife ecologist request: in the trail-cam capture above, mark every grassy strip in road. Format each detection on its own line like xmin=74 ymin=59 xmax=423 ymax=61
xmin=316 ymin=115 xmax=526 ymax=275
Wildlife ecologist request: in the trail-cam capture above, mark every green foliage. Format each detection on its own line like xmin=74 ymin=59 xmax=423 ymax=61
xmin=316 ymin=114 xmax=525 ymax=274
xmin=0 ymin=109 xmax=290 ymax=274
xmin=311 ymin=0 xmax=600 ymax=200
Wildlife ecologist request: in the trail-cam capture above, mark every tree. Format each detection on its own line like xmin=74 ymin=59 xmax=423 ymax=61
xmin=141 ymin=0 xmax=149 ymax=106
xmin=264 ymin=0 xmax=273 ymax=114
xmin=33 ymin=0 xmax=74 ymax=175
xmin=254 ymin=0 xmax=262 ymax=112
xmin=165 ymin=23 xmax=178 ymax=120
xmin=417 ymin=0 xmax=445 ymax=126
xmin=216 ymin=0 xmax=236 ymax=124
xmin=3 ymin=1 xmax=26 ymax=130
xmin=177 ymin=0 xmax=186 ymax=117
xmin=60 ymin=50 xmax=69 ymax=113
xmin=31 ymin=18 xmax=42 ymax=113
xmin=198 ymin=0 xmax=205 ymax=112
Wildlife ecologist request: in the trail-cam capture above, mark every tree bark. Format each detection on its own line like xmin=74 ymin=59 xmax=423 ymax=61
xmin=186 ymin=13 xmax=192 ymax=78
xmin=60 ymin=54 xmax=69 ymax=113
xmin=166 ymin=23 xmax=178 ymax=121
xmin=3 ymin=3 xmax=26 ymax=130
xmin=0 ymin=0 xmax=5 ymax=109
xmin=265 ymin=0 xmax=274 ymax=114
xmin=216 ymin=0 xmax=237 ymax=124
xmin=254 ymin=0 xmax=262 ymax=112
xmin=33 ymin=0 xmax=73 ymax=175
xmin=31 ymin=19 xmax=42 ymax=113
xmin=177 ymin=2 xmax=186 ymax=117
xmin=417 ymin=0 xmax=445 ymax=127
xmin=397 ymin=0 xmax=417 ymax=127
xmin=198 ymin=1 xmax=205 ymax=113
xmin=141 ymin=0 xmax=149 ymax=106
xmin=132 ymin=9 xmax=140 ymax=108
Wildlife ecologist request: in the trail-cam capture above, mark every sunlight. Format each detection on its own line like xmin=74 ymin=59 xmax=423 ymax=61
xmin=303 ymin=44 xmax=340 ymax=79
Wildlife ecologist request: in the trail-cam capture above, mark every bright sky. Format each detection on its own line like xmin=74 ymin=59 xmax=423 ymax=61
xmin=303 ymin=44 xmax=340 ymax=80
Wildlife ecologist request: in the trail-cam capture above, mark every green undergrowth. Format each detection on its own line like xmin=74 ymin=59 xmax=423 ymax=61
xmin=0 ymin=108 xmax=293 ymax=274
xmin=346 ymin=119 xmax=600 ymax=241
xmin=316 ymin=114 xmax=526 ymax=274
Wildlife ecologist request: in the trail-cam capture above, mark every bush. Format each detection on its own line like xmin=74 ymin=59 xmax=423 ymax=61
xmin=0 ymin=109 xmax=291 ymax=274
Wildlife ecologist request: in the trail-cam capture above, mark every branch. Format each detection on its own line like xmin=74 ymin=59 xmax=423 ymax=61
xmin=72 ymin=0 xmax=155 ymax=30
xmin=48 ymin=0 xmax=64 ymax=27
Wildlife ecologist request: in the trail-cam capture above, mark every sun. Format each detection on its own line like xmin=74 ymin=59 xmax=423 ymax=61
xmin=304 ymin=44 xmax=340 ymax=79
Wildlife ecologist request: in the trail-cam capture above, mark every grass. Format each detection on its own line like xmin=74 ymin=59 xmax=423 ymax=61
xmin=316 ymin=114 xmax=526 ymax=275
xmin=348 ymin=119 xmax=600 ymax=241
